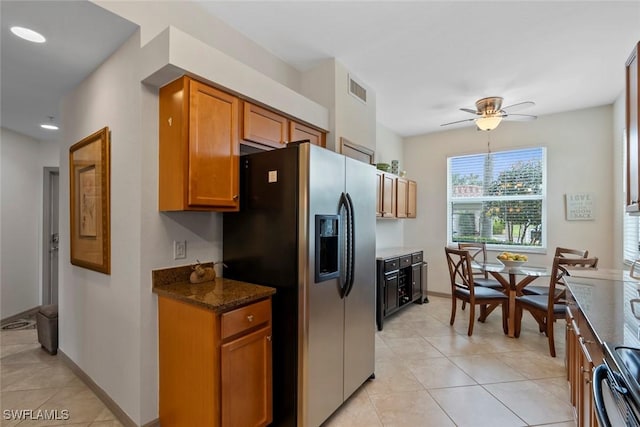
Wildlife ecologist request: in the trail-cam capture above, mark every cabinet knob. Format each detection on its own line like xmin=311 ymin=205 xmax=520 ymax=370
xmin=267 ymin=335 xmax=272 ymax=341
xmin=168 ymin=117 xmax=172 ymax=127
xmin=247 ymin=314 xmax=254 ymax=323
xmin=233 ymin=195 xmax=239 ymax=200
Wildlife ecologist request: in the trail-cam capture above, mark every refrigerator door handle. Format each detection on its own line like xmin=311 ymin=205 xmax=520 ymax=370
xmin=345 ymin=193 xmax=356 ymax=297
xmin=338 ymin=192 xmax=351 ymax=298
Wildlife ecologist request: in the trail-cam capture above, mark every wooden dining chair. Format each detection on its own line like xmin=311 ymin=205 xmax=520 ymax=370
xmin=445 ymin=247 xmax=508 ymax=336
xmin=523 ymin=247 xmax=591 ymax=296
xmin=514 ymin=256 xmax=599 ymax=357
xmin=457 ymin=242 xmax=503 ymax=289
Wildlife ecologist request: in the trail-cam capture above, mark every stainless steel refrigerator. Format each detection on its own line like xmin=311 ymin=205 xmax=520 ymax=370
xmin=223 ymin=142 xmax=376 ymax=426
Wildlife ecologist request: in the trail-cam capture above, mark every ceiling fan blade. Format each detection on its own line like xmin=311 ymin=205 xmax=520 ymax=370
xmin=500 ymin=101 xmax=535 ymax=112
xmin=502 ymin=113 xmax=537 ymax=121
xmin=460 ymin=108 xmax=480 ymax=115
xmin=441 ymin=118 xmax=476 ymax=126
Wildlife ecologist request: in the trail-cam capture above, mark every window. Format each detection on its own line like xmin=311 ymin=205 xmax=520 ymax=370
xmin=447 ymin=147 xmax=546 ymax=250
xmin=623 ymin=129 xmax=640 ymax=263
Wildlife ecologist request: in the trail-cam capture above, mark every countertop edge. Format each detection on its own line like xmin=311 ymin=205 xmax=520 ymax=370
xmin=153 ymin=279 xmax=276 ymax=314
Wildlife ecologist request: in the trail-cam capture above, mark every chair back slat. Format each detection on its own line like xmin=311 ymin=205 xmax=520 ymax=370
xmin=445 ymin=247 xmax=475 ymax=295
xmin=458 ymin=242 xmax=490 ymax=279
xmin=555 ymin=247 xmax=590 ymax=265
xmin=548 ymin=256 xmax=599 ymax=308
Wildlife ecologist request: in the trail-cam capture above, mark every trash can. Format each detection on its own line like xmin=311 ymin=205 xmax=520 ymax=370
xmin=36 ymin=304 xmax=58 ymax=355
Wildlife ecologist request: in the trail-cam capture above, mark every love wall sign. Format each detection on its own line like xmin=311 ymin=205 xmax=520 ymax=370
xmin=565 ymin=192 xmax=594 ymax=221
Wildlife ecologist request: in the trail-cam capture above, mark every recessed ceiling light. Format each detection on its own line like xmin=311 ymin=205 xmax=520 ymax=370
xmin=10 ymin=26 xmax=46 ymax=43
xmin=41 ymin=117 xmax=59 ymax=130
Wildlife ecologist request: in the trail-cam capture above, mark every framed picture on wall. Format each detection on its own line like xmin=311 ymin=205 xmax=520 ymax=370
xmin=69 ymin=127 xmax=111 ymax=274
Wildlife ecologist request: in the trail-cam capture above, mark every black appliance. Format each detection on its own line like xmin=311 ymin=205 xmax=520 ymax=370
xmin=593 ymin=342 xmax=640 ymax=426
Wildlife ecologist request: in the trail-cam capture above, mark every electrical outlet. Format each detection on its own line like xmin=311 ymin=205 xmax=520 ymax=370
xmin=173 ymin=240 xmax=187 ymax=260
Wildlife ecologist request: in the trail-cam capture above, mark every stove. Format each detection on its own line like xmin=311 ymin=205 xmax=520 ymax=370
xmin=594 ymin=342 xmax=640 ymax=426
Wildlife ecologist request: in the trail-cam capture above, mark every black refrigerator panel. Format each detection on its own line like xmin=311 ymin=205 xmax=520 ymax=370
xmin=223 ymin=146 xmax=300 ymax=427
xmin=223 ymin=147 xmax=299 ymax=289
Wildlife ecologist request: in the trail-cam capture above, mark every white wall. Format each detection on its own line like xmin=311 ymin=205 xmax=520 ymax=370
xmin=93 ymin=0 xmax=300 ymax=91
xmin=1 ymin=128 xmax=58 ymax=318
xmin=59 ymin=33 xmax=145 ymax=422
xmin=403 ymin=105 xmax=616 ymax=295
xmin=333 ymin=62 xmax=377 ymax=154
xmin=375 ymin=123 xmax=405 ymax=249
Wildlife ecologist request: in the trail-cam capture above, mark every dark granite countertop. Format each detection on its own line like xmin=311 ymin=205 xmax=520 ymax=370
xmin=152 ymin=263 xmax=276 ymax=314
xmin=566 ymin=269 xmax=640 ymax=348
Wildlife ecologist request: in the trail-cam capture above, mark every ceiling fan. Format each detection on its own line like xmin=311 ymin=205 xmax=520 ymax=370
xmin=441 ymin=97 xmax=537 ymax=131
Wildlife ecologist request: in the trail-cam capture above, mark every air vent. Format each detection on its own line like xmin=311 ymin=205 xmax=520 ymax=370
xmin=348 ymin=74 xmax=367 ymax=104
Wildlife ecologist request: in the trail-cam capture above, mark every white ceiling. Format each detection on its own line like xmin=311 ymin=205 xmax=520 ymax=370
xmin=197 ymin=1 xmax=640 ymax=136
xmin=0 ymin=1 xmax=137 ymax=141
xmin=1 ymin=1 xmax=639 ymax=142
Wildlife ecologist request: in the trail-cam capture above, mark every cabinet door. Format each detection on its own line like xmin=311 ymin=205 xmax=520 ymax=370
xmin=384 ymin=273 xmax=398 ymax=314
xmin=381 ymin=173 xmax=396 ymax=218
xmin=188 ymin=80 xmax=239 ymax=209
xmin=243 ymin=102 xmax=288 ymax=149
xmin=375 ymin=171 xmax=383 ymax=217
xmin=411 ymin=263 xmax=422 ymax=301
xmin=627 ymin=43 xmax=640 ymax=212
xmin=289 ymin=121 xmax=325 ymax=147
xmin=407 ymin=180 xmax=417 ymax=218
xmin=396 ymin=178 xmax=408 ymax=218
xmin=578 ymin=337 xmax=596 ymax=427
xmin=221 ymin=326 xmax=273 ymax=427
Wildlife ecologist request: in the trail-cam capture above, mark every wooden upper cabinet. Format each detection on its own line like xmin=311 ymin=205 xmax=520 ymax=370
xmin=407 ymin=180 xmax=417 ymax=218
xmin=290 ymin=120 xmax=326 ymax=147
xmin=627 ymin=42 xmax=640 ymax=213
xmin=243 ymin=103 xmax=288 ymax=149
xmin=396 ymin=178 xmax=408 ymax=218
xmin=243 ymin=101 xmax=326 ymax=149
xmin=159 ymin=76 xmax=239 ymax=211
xmin=381 ymin=173 xmax=396 ymax=218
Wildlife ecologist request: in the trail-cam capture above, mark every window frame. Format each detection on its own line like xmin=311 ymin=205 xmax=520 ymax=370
xmin=446 ymin=146 xmax=547 ymax=253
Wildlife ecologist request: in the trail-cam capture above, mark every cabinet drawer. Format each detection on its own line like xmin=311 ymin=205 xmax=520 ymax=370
xmin=221 ymin=299 xmax=271 ymax=340
xmin=411 ymin=252 xmax=423 ymax=264
xmin=384 ymin=258 xmax=399 ymax=273
xmin=399 ymin=256 xmax=412 ymax=268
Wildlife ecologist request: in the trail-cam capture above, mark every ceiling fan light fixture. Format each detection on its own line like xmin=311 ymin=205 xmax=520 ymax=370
xmin=475 ymin=116 xmax=503 ymax=131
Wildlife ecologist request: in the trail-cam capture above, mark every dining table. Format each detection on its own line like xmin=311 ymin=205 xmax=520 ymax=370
xmin=473 ymin=262 xmax=553 ymax=338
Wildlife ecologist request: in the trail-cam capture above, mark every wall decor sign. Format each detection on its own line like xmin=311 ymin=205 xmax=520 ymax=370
xmin=565 ymin=192 xmax=594 ymax=221
xmin=69 ymin=127 xmax=111 ymax=274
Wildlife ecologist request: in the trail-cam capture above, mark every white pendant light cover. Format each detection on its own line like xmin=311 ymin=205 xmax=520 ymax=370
xmin=475 ymin=116 xmax=503 ymax=131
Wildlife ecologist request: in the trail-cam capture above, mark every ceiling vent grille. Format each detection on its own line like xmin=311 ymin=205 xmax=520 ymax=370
xmin=348 ymin=74 xmax=367 ymax=104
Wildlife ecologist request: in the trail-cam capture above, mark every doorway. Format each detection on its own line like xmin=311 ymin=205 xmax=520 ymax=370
xmin=42 ymin=167 xmax=59 ymax=305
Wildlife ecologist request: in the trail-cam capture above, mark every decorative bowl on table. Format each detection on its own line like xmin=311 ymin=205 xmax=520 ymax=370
xmin=496 ymin=252 xmax=528 ymax=268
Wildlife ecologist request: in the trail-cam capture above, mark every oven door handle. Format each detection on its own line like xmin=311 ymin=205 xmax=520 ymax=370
xmin=593 ymin=363 xmax=613 ymax=427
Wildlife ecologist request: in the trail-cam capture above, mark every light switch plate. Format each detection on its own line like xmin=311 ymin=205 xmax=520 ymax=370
xmin=173 ymin=240 xmax=186 ymax=260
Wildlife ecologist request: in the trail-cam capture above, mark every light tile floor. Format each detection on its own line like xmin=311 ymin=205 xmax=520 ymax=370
xmin=1 ymin=296 xmax=576 ymax=426
xmin=1 ymin=328 xmax=122 ymax=427
xmin=324 ymin=296 xmax=576 ymax=427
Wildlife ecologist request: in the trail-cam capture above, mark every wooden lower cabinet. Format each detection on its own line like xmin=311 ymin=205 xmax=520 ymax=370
xmin=566 ymin=292 xmax=602 ymax=427
xmin=159 ymin=296 xmax=272 ymax=427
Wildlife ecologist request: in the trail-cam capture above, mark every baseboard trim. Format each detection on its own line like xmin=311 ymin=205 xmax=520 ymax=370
xmin=1 ymin=306 xmax=40 ymax=323
xmin=426 ymin=291 xmax=450 ymax=299
xmin=58 ymin=350 xmax=160 ymax=427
